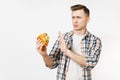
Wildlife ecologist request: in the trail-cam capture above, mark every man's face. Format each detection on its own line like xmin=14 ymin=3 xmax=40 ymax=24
xmin=72 ymin=10 xmax=90 ymax=31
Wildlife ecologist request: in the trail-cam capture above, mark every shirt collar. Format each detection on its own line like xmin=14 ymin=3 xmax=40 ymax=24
xmin=67 ymin=30 xmax=90 ymax=37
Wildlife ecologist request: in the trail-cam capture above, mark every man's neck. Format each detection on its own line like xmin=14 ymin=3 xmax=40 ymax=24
xmin=74 ymin=28 xmax=87 ymax=36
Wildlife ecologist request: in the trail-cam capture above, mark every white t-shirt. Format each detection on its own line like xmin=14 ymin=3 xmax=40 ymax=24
xmin=66 ymin=33 xmax=84 ymax=80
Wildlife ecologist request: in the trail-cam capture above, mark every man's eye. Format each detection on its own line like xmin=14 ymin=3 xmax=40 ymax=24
xmin=72 ymin=17 xmax=75 ymax=19
xmin=77 ymin=16 xmax=81 ymax=19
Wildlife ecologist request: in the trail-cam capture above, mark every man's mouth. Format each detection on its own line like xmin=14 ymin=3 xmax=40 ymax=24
xmin=74 ymin=24 xmax=78 ymax=27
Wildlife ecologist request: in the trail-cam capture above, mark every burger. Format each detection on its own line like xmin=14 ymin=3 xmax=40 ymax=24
xmin=37 ymin=33 xmax=49 ymax=46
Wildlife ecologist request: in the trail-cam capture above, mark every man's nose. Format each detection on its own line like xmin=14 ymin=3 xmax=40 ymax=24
xmin=74 ymin=18 xmax=78 ymax=23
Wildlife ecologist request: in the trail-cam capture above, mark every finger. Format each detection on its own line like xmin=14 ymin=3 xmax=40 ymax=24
xmin=58 ymin=31 xmax=63 ymax=40
xmin=59 ymin=31 xmax=62 ymax=37
xmin=39 ymin=43 xmax=46 ymax=51
xmin=36 ymin=44 xmax=40 ymax=49
xmin=36 ymin=41 xmax=42 ymax=49
xmin=60 ymin=35 xmax=64 ymax=43
xmin=58 ymin=31 xmax=61 ymax=37
xmin=36 ymin=39 xmax=41 ymax=44
xmin=58 ymin=31 xmax=63 ymax=38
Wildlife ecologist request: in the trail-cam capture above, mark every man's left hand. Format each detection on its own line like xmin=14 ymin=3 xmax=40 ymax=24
xmin=59 ymin=32 xmax=68 ymax=54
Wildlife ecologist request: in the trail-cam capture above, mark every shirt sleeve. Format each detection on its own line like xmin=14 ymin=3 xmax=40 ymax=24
xmin=85 ymin=38 xmax=102 ymax=70
xmin=48 ymin=38 xmax=60 ymax=69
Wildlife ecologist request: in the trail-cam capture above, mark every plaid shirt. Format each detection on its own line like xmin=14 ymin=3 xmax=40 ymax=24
xmin=48 ymin=30 xmax=102 ymax=80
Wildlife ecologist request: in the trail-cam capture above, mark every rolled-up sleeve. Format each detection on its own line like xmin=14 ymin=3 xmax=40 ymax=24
xmin=48 ymin=39 xmax=60 ymax=69
xmin=85 ymin=38 xmax=102 ymax=70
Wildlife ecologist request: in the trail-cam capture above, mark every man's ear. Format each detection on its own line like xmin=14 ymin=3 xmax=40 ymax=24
xmin=87 ymin=17 xmax=90 ymax=23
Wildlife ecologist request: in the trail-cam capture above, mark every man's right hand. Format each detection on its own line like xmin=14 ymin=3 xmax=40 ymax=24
xmin=36 ymin=39 xmax=47 ymax=57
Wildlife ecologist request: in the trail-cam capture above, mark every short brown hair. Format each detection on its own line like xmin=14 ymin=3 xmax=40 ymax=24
xmin=71 ymin=4 xmax=90 ymax=17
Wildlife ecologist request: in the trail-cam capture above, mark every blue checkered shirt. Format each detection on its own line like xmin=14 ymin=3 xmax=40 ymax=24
xmin=48 ymin=30 xmax=102 ymax=80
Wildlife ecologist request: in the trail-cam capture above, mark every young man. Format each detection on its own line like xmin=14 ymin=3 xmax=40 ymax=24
xmin=36 ymin=4 xmax=102 ymax=80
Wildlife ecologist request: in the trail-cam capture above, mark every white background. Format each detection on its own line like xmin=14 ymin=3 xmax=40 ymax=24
xmin=0 ymin=0 xmax=120 ymax=80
